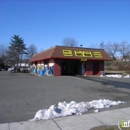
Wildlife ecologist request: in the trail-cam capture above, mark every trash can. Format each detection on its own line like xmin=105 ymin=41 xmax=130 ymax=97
xmin=40 ymin=70 xmax=44 ymax=76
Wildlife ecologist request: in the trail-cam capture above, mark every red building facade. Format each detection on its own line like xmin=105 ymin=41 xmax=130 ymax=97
xmin=29 ymin=46 xmax=112 ymax=76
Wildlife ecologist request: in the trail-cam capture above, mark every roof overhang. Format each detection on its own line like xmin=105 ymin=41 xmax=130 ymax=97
xmin=29 ymin=46 xmax=113 ymax=62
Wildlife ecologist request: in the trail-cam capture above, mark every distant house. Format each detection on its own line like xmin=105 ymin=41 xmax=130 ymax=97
xmin=117 ymin=56 xmax=130 ymax=62
xmin=15 ymin=63 xmax=29 ymax=67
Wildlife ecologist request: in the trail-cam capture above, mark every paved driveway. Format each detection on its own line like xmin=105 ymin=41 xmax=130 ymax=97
xmin=0 ymin=71 xmax=130 ymax=123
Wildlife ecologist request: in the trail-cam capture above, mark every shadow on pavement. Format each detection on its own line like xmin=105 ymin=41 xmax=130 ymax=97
xmin=77 ymin=76 xmax=130 ymax=89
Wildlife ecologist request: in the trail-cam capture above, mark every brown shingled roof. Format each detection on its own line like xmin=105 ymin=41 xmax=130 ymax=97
xmin=29 ymin=46 xmax=113 ymax=62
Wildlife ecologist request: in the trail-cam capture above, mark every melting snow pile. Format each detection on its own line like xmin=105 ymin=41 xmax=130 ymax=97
xmin=101 ymin=74 xmax=130 ymax=78
xmin=124 ymin=75 xmax=130 ymax=78
xmin=106 ymin=74 xmax=122 ymax=78
xmin=29 ymin=99 xmax=124 ymax=121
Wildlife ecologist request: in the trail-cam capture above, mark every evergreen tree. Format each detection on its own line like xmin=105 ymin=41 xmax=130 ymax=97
xmin=8 ymin=35 xmax=27 ymax=66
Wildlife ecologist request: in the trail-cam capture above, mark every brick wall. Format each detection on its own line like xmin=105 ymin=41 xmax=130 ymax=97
xmin=85 ymin=61 xmax=93 ymax=75
xmin=85 ymin=60 xmax=104 ymax=75
xmin=54 ymin=59 xmax=61 ymax=76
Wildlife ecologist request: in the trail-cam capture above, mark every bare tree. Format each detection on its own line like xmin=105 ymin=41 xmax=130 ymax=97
xmin=0 ymin=44 xmax=9 ymax=65
xmin=39 ymin=48 xmax=44 ymax=53
xmin=87 ymin=41 xmax=104 ymax=49
xmin=26 ymin=44 xmax=38 ymax=59
xmin=118 ymin=41 xmax=130 ymax=61
xmin=104 ymin=42 xmax=119 ymax=60
xmin=100 ymin=41 xmax=105 ymax=49
xmin=88 ymin=43 xmax=99 ymax=48
xmin=0 ymin=44 xmax=7 ymax=56
xmin=62 ymin=37 xmax=78 ymax=47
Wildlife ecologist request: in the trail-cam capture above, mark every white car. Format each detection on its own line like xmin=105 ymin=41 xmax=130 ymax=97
xmin=8 ymin=66 xmax=15 ymax=73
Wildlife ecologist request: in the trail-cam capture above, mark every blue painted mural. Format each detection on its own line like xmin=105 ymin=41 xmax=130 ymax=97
xmin=31 ymin=64 xmax=54 ymax=76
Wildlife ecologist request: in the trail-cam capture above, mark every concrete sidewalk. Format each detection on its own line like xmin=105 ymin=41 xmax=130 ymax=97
xmin=1 ymin=107 xmax=130 ymax=130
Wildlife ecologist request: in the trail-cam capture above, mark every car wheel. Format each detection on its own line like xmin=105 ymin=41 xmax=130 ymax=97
xmin=11 ymin=70 xmax=14 ymax=73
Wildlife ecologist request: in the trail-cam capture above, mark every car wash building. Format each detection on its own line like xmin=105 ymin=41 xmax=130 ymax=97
xmin=29 ymin=46 xmax=112 ymax=76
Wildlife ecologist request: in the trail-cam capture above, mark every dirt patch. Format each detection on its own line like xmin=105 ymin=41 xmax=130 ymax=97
xmin=90 ymin=125 xmax=130 ymax=130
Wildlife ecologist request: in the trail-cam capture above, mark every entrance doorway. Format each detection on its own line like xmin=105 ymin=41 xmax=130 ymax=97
xmin=61 ymin=60 xmax=83 ymax=75
xmin=93 ymin=62 xmax=99 ymax=75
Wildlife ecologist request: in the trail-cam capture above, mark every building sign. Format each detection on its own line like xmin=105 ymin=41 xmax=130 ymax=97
xmin=81 ymin=57 xmax=87 ymax=61
xmin=63 ymin=50 xmax=73 ymax=56
xmin=93 ymin=52 xmax=102 ymax=58
xmin=74 ymin=51 xmax=92 ymax=57
xmin=62 ymin=50 xmax=102 ymax=58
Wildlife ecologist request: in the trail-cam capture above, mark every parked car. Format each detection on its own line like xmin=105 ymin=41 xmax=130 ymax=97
xmin=20 ymin=67 xmax=31 ymax=73
xmin=8 ymin=66 xmax=31 ymax=73
xmin=8 ymin=66 xmax=15 ymax=73
xmin=4 ymin=66 xmax=12 ymax=71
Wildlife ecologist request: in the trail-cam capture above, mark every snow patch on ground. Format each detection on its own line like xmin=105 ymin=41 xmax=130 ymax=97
xmin=29 ymin=99 xmax=125 ymax=121
xmin=106 ymin=74 xmax=122 ymax=78
xmin=124 ymin=75 xmax=130 ymax=78
xmin=100 ymin=74 xmax=130 ymax=78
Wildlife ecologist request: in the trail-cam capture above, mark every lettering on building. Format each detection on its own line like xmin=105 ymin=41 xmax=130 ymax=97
xmin=62 ymin=50 xmax=102 ymax=58
xmin=93 ymin=52 xmax=102 ymax=58
xmin=62 ymin=50 xmax=73 ymax=56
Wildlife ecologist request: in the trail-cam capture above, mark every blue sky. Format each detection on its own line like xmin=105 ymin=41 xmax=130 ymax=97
xmin=0 ymin=0 xmax=130 ymax=51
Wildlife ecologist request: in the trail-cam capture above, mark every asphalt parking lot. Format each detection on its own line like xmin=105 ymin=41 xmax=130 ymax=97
xmin=0 ymin=71 xmax=130 ymax=123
